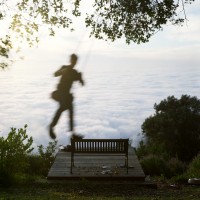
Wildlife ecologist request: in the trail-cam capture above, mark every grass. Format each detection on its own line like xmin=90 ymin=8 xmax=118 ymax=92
xmin=0 ymin=178 xmax=200 ymax=200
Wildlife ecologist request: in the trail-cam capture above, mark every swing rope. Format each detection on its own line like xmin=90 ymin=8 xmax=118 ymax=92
xmin=71 ymin=29 xmax=95 ymax=72
xmin=79 ymin=37 xmax=95 ymax=72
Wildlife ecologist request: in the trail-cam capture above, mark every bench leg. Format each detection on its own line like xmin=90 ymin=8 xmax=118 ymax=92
xmin=125 ymin=155 xmax=128 ymax=174
xmin=71 ymin=153 xmax=74 ymax=174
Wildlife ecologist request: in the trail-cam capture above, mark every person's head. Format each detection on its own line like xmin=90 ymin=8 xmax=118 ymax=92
xmin=70 ymin=54 xmax=78 ymax=67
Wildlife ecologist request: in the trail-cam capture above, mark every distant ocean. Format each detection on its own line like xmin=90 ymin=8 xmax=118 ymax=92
xmin=0 ymin=64 xmax=200 ymax=149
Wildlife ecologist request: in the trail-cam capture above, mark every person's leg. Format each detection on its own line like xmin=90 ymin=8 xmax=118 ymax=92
xmin=69 ymin=104 xmax=74 ymax=132
xmin=49 ymin=106 xmax=64 ymax=139
xmin=51 ymin=106 xmax=63 ymax=127
xmin=69 ymin=101 xmax=84 ymax=139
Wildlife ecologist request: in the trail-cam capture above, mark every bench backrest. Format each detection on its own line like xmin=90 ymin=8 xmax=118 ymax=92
xmin=71 ymin=139 xmax=129 ymax=154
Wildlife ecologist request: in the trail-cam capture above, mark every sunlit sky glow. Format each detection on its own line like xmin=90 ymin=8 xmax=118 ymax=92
xmin=6 ymin=0 xmax=200 ymax=68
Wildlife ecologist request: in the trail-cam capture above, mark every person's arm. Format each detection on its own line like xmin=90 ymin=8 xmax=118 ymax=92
xmin=74 ymin=71 xmax=85 ymax=85
xmin=54 ymin=65 xmax=67 ymax=77
xmin=77 ymin=72 xmax=85 ymax=86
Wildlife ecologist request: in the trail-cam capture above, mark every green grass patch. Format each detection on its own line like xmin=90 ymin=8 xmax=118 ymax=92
xmin=0 ymin=179 xmax=200 ymax=200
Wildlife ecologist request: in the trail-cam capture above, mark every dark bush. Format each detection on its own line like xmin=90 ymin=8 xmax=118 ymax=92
xmin=186 ymin=153 xmax=200 ymax=178
xmin=141 ymin=95 xmax=200 ymax=162
xmin=136 ymin=140 xmax=169 ymax=160
xmin=170 ymin=154 xmax=200 ymax=183
xmin=167 ymin=157 xmax=186 ymax=178
xmin=140 ymin=154 xmax=169 ymax=176
xmin=26 ymin=140 xmax=58 ymax=176
xmin=0 ymin=125 xmax=58 ymax=185
xmin=0 ymin=125 xmax=33 ymax=185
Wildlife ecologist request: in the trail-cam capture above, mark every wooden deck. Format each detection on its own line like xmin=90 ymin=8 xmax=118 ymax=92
xmin=47 ymin=147 xmax=145 ymax=182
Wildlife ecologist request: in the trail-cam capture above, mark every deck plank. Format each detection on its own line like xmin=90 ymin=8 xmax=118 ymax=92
xmin=48 ymin=147 xmax=145 ymax=181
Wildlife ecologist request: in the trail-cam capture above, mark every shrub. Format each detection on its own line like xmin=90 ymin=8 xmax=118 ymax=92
xmin=139 ymin=154 xmax=187 ymax=178
xmin=141 ymin=95 xmax=200 ymax=162
xmin=136 ymin=140 xmax=169 ymax=160
xmin=167 ymin=157 xmax=186 ymax=178
xmin=170 ymin=173 xmax=189 ymax=184
xmin=186 ymin=153 xmax=200 ymax=178
xmin=27 ymin=140 xmax=58 ymax=176
xmin=140 ymin=154 xmax=169 ymax=176
xmin=0 ymin=125 xmax=33 ymax=185
xmin=0 ymin=125 xmax=58 ymax=185
xmin=170 ymin=154 xmax=200 ymax=183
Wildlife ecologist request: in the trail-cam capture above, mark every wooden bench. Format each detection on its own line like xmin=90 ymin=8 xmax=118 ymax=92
xmin=70 ymin=139 xmax=129 ymax=174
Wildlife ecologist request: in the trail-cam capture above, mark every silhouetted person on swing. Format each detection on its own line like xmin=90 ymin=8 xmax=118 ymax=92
xmin=49 ymin=54 xmax=84 ymax=140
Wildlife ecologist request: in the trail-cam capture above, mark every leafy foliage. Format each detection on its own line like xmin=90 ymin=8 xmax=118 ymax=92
xmin=140 ymin=154 xmax=168 ymax=176
xmin=85 ymin=0 xmax=190 ymax=44
xmin=0 ymin=35 xmax=13 ymax=69
xmin=0 ymin=0 xmax=195 ymax=68
xmin=0 ymin=0 xmax=80 ymax=68
xmin=186 ymin=153 xmax=200 ymax=178
xmin=141 ymin=95 xmax=200 ymax=162
xmin=171 ymin=153 xmax=200 ymax=183
xmin=136 ymin=140 xmax=169 ymax=160
xmin=0 ymin=125 xmax=58 ymax=184
xmin=0 ymin=125 xmax=34 ymax=185
xmin=27 ymin=140 xmax=58 ymax=176
xmin=10 ymin=0 xmax=78 ymax=45
xmin=136 ymin=142 xmax=186 ymax=177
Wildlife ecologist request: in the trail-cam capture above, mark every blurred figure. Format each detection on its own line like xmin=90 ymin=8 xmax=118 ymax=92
xmin=49 ymin=54 xmax=84 ymax=140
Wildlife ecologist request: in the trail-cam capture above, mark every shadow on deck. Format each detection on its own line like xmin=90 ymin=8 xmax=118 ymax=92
xmin=48 ymin=147 xmax=145 ymax=182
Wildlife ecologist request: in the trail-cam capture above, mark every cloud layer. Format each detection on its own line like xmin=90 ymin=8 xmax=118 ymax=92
xmin=1 ymin=62 xmax=200 ymax=151
xmin=0 ymin=1 xmax=200 ymax=151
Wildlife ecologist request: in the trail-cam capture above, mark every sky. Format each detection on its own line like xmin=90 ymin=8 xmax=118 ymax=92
xmin=0 ymin=1 xmax=200 ymax=151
